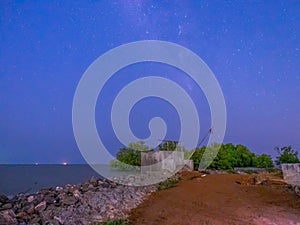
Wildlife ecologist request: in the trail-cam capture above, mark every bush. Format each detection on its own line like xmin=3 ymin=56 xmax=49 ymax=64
xmin=190 ymin=143 xmax=271 ymax=171
xmin=234 ymin=144 xmax=255 ymax=167
xmin=190 ymin=147 xmax=205 ymax=170
xmin=110 ymin=141 xmax=151 ymax=170
xmin=253 ymin=154 xmax=274 ymax=168
xmin=101 ymin=219 xmax=129 ymax=225
xmin=183 ymin=149 xmax=194 ymax=160
xmin=158 ymin=140 xmax=179 ymax=151
xmin=275 ymin=146 xmax=300 ymax=165
xmin=116 ymin=147 xmax=141 ymax=167
xmin=109 ymin=159 xmax=138 ymax=171
xmin=158 ymin=178 xmax=178 ymax=190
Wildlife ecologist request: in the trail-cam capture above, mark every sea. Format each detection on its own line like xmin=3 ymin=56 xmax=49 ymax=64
xmin=0 ymin=164 xmax=114 ymax=197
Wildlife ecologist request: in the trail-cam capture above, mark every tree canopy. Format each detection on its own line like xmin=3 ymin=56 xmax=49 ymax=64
xmin=275 ymin=146 xmax=299 ymax=165
xmin=110 ymin=141 xmax=275 ymax=171
xmin=191 ymin=143 xmax=274 ymax=170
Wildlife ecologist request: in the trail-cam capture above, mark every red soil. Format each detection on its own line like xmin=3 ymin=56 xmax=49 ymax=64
xmin=128 ymin=171 xmax=300 ymax=225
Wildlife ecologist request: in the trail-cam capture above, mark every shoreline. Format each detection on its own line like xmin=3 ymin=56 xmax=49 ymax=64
xmin=0 ymin=176 xmax=158 ymax=225
xmin=1 ymin=169 xmax=299 ymax=225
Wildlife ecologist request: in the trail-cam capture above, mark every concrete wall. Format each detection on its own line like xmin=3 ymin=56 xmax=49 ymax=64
xmin=281 ymin=163 xmax=300 ymax=185
xmin=141 ymin=151 xmax=186 ymax=173
xmin=183 ymin=160 xmax=194 ymax=171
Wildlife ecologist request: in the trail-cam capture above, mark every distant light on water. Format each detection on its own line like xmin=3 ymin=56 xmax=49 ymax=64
xmin=62 ymin=162 xmax=67 ymax=166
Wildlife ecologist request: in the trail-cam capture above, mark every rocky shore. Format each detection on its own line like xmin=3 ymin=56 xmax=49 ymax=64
xmin=0 ymin=177 xmax=157 ymax=225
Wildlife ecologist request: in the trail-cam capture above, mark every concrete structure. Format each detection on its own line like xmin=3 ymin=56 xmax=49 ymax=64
xmin=281 ymin=163 xmax=300 ymax=185
xmin=141 ymin=151 xmax=193 ymax=173
xmin=183 ymin=160 xmax=194 ymax=171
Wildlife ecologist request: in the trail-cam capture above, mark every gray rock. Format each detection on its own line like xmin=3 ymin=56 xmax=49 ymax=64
xmin=72 ymin=189 xmax=81 ymax=198
xmin=89 ymin=177 xmax=98 ymax=186
xmin=55 ymin=186 xmax=64 ymax=192
xmin=80 ymin=183 xmax=90 ymax=192
xmin=16 ymin=211 xmax=29 ymax=220
xmin=0 ymin=209 xmax=18 ymax=225
xmin=13 ymin=202 xmax=22 ymax=212
xmin=35 ymin=201 xmax=47 ymax=212
xmin=39 ymin=210 xmax=54 ymax=224
xmin=1 ymin=176 xmax=159 ymax=225
xmin=24 ymin=203 xmax=35 ymax=214
xmin=62 ymin=196 xmax=78 ymax=206
xmin=0 ymin=194 xmax=8 ymax=204
xmin=294 ymin=185 xmax=300 ymax=196
xmin=45 ymin=219 xmax=60 ymax=225
xmin=32 ymin=194 xmax=43 ymax=206
xmin=44 ymin=195 xmax=56 ymax=204
xmin=1 ymin=202 xmax=13 ymax=210
xmin=28 ymin=214 xmax=41 ymax=224
xmin=53 ymin=215 xmax=64 ymax=224
xmin=27 ymin=195 xmax=35 ymax=203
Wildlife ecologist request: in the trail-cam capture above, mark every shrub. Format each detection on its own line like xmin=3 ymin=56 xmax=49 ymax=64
xmin=190 ymin=143 xmax=269 ymax=171
xmin=158 ymin=178 xmax=178 ymax=190
xmin=190 ymin=147 xmax=205 ymax=170
xmin=102 ymin=219 xmax=129 ymax=225
xmin=109 ymin=159 xmax=138 ymax=171
xmin=275 ymin=146 xmax=300 ymax=165
xmin=116 ymin=147 xmax=141 ymax=166
xmin=110 ymin=141 xmax=151 ymax=170
xmin=158 ymin=140 xmax=179 ymax=151
xmin=253 ymin=154 xmax=274 ymax=168
xmin=234 ymin=144 xmax=255 ymax=167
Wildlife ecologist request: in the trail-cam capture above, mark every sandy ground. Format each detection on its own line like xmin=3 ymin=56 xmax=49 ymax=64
xmin=128 ymin=171 xmax=300 ymax=225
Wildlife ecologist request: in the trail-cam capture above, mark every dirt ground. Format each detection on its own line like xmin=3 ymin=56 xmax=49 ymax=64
xmin=128 ymin=171 xmax=300 ymax=225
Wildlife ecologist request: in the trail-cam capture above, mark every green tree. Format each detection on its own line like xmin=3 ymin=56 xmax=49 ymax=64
xmin=183 ymin=149 xmax=193 ymax=160
xmin=190 ymin=143 xmax=259 ymax=170
xmin=275 ymin=146 xmax=299 ymax=165
xmin=253 ymin=154 xmax=274 ymax=168
xmin=206 ymin=144 xmax=237 ymax=170
xmin=110 ymin=141 xmax=151 ymax=170
xmin=158 ymin=141 xmax=179 ymax=151
xmin=128 ymin=141 xmax=151 ymax=152
xmin=116 ymin=147 xmax=141 ymax=166
xmin=190 ymin=147 xmax=205 ymax=170
xmin=235 ymin=144 xmax=255 ymax=167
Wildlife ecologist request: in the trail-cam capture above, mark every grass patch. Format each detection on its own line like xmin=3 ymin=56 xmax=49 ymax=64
xmin=158 ymin=178 xmax=178 ymax=190
xmin=271 ymin=169 xmax=283 ymax=178
xmin=100 ymin=219 xmax=130 ymax=225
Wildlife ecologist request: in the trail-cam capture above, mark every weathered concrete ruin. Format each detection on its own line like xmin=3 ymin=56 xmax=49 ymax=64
xmin=281 ymin=163 xmax=300 ymax=185
xmin=141 ymin=151 xmax=194 ymax=173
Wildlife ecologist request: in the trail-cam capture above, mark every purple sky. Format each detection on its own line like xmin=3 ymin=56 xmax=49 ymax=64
xmin=0 ymin=1 xmax=299 ymax=163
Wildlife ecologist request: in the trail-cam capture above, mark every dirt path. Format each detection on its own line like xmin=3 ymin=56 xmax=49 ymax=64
xmin=128 ymin=172 xmax=300 ymax=225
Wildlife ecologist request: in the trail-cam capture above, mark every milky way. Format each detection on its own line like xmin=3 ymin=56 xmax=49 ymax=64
xmin=0 ymin=1 xmax=299 ymax=163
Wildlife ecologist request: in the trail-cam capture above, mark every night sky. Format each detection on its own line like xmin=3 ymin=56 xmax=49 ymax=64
xmin=1 ymin=1 xmax=299 ymax=164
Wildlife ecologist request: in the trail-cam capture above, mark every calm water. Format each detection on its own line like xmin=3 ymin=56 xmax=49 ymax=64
xmin=0 ymin=164 xmax=109 ymax=197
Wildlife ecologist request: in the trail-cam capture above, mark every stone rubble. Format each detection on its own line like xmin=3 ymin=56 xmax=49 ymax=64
xmin=0 ymin=177 xmax=158 ymax=225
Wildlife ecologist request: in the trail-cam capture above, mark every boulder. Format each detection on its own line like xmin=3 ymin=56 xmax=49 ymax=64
xmin=1 ymin=202 xmax=13 ymax=210
xmin=54 ymin=215 xmax=64 ymax=224
xmin=0 ymin=194 xmax=9 ymax=204
xmin=27 ymin=195 xmax=35 ymax=203
xmin=24 ymin=203 xmax=35 ymax=214
xmin=16 ymin=211 xmax=29 ymax=220
xmin=44 ymin=219 xmax=60 ymax=225
xmin=89 ymin=177 xmax=98 ymax=187
xmin=294 ymin=185 xmax=300 ymax=196
xmin=261 ymin=178 xmax=287 ymax=186
xmin=0 ymin=209 xmax=18 ymax=225
xmin=62 ymin=196 xmax=78 ymax=206
xmin=28 ymin=214 xmax=41 ymax=224
xmin=35 ymin=201 xmax=47 ymax=212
